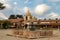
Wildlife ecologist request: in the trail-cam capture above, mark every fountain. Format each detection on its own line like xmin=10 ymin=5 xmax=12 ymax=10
xmin=7 ymin=22 xmax=53 ymax=39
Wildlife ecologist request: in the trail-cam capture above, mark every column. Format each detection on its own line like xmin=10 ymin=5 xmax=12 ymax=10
xmin=1 ymin=23 xmax=3 ymax=29
xmin=46 ymin=25 xmax=47 ymax=29
xmin=58 ymin=26 xmax=59 ymax=31
xmin=24 ymin=24 xmax=26 ymax=30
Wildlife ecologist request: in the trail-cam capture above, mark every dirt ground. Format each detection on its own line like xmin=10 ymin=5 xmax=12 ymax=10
xmin=0 ymin=29 xmax=60 ymax=40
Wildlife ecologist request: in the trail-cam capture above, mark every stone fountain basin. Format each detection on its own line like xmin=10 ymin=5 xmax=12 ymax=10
xmin=23 ymin=30 xmax=53 ymax=38
xmin=7 ymin=30 xmax=53 ymax=39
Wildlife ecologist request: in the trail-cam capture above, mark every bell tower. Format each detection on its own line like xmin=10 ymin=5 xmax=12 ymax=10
xmin=24 ymin=10 xmax=32 ymax=20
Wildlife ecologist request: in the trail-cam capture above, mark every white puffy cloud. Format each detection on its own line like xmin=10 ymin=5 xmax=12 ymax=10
xmin=3 ymin=3 xmax=11 ymax=9
xmin=0 ymin=0 xmax=6 ymax=3
xmin=0 ymin=0 xmax=9 ymax=3
xmin=35 ymin=4 xmax=50 ymax=15
xmin=23 ymin=7 xmax=29 ymax=13
xmin=47 ymin=12 xmax=59 ymax=18
xmin=0 ymin=12 xmax=8 ymax=19
xmin=0 ymin=0 xmax=11 ymax=9
xmin=13 ymin=2 xmax=17 ymax=5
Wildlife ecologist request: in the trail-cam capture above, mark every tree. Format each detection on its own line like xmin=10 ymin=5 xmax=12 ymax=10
xmin=2 ymin=20 xmax=13 ymax=29
xmin=0 ymin=3 xmax=5 ymax=29
xmin=49 ymin=18 xmax=51 ymax=20
xmin=44 ymin=18 xmax=46 ymax=20
xmin=56 ymin=18 xmax=58 ymax=20
xmin=9 ymin=14 xmax=23 ymax=19
xmin=16 ymin=15 xmax=23 ymax=18
xmin=0 ymin=3 xmax=5 ymax=10
xmin=2 ymin=21 xmax=7 ymax=29
xmin=9 ymin=14 xmax=16 ymax=19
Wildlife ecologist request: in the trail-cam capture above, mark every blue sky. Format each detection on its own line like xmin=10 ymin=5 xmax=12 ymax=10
xmin=0 ymin=0 xmax=60 ymax=20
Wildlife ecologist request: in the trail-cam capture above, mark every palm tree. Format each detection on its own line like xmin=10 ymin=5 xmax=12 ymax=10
xmin=0 ymin=3 xmax=5 ymax=29
xmin=0 ymin=3 xmax=5 ymax=10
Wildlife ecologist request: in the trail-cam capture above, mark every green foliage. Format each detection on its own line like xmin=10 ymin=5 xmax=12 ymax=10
xmin=56 ymin=18 xmax=58 ymax=20
xmin=44 ymin=18 xmax=46 ymax=20
xmin=16 ymin=15 xmax=23 ymax=18
xmin=9 ymin=14 xmax=16 ymax=19
xmin=0 ymin=3 xmax=5 ymax=10
xmin=9 ymin=14 xmax=23 ymax=19
xmin=2 ymin=21 xmax=13 ymax=29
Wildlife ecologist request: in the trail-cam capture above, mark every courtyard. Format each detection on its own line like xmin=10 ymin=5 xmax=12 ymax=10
xmin=0 ymin=29 xmax=60 ymax=40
